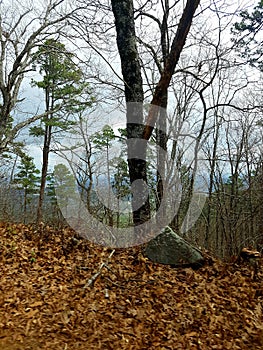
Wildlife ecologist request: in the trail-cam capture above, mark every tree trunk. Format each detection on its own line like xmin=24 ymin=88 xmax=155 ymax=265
xmin=143 ymin=0 xmax=201 ymax=141
xmin=0 ymin=90 xmax=14 ymax=152
xmin=205 ymin=114 xmax=220 ymax=249
xmin=37 ymin=82 xmax=53 ymax=225
xmin=36 ymin=80 xmax=53 ymax=224
xmin=156 ymin=93 xmax=168 ymax=218
xmin=36 ymin=124 xmax=51 ymax=224
xmin=111 ymin=0 xmax=150 ymax=226
xmin=111 ymin=0 xmax=201 ymax=229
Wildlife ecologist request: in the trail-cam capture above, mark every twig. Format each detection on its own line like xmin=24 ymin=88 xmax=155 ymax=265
xmin=77 ymin=266 xmax=90 ymax=271
xmin=103 ymin=276 xmax=127 ymax=289
xmin=83 ymin=249 xmax=115 ymax=288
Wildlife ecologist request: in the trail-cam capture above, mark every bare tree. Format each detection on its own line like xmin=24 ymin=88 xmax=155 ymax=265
xmin=0 ymin=0 xmax=85 ymax=154
xmin=111 ymin=0 xmax=201 ymax=229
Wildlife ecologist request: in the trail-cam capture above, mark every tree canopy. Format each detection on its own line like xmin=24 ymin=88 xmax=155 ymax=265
xmin=232 ymin=0 xmax=263 ymax=71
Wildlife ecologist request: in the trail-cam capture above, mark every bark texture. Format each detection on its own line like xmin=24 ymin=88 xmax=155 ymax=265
xmin=111 ymin=0 xmax=150 ymax=225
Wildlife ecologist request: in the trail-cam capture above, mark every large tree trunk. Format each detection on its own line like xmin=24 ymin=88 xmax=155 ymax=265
xmin=111 ymin=0 xmax=200 ymax=231
xmin=111 ymin=0 xmax=150 ymax=226
xmin=156 ymin=0 xmax=170 ymax=215
xmin=0 ymin=90 xmax=15 ymax=152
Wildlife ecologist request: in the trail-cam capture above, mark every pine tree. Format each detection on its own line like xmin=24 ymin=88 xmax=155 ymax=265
xmin=13 ymin=155 xmax=40 ymax=221
xmin=232 ymin=0 xmax=263 ymax=71
xmin=30 ymin=39 xmax=94 ymax=223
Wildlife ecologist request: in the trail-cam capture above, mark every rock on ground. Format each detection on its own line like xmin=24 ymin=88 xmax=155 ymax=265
xmin=145 ymin=226 xmax=204 ymax=267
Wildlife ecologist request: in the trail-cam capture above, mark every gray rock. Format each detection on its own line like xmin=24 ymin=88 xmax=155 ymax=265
xmin=145 ymin=226 xmax=204 ymax=267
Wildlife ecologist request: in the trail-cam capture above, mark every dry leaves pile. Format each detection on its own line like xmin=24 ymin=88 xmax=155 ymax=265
xmin=0 ymin=222 xmax=262 ymax=350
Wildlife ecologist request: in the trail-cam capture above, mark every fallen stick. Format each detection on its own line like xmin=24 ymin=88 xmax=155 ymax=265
xmin=83 ymin=249 xmax=115 ymax=288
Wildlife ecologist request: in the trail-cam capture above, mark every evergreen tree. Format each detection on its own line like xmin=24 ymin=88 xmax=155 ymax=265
xmin=91 ymin=125 xmax=117 ymax=226
xmin=53 ymin=163 xmax=77 ymax=219
xmin=30 ymin=38 xmax=94 ymax=223
xmin=232 ymin=0 xmax=263 ymax=71
xmin=13 ymin=155 xmax=40 ymax=221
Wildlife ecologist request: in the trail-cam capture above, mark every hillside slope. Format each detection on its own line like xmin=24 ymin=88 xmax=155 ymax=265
xmin=0 ymin=222 xmax=262 ymax=349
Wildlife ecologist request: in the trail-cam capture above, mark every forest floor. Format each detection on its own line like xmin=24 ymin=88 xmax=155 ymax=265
xmin=0 ymin=221 xmax=262 ymax=350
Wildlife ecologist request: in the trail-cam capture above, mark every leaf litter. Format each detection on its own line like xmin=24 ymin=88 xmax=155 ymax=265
xmin=0 ymin=222 xmax=262 ymax=349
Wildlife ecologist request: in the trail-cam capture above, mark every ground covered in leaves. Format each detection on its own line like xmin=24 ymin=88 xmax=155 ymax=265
xmin=0 ymin=222 xmax=262 ymax=349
